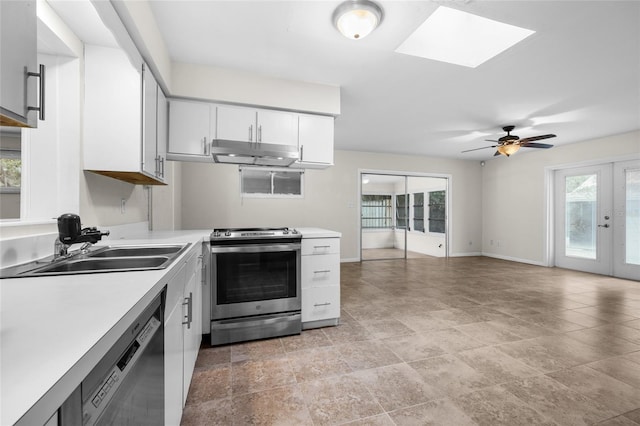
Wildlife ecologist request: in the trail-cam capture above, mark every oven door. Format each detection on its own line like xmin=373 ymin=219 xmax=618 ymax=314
xmin=211 ymin=243 xmax=301 ymax=320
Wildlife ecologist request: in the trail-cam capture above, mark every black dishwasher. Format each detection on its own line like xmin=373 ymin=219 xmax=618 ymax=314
xmin=60 ymin=290 xmax=165 ymax=426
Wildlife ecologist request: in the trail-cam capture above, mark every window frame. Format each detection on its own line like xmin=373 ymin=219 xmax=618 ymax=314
xmin=427 ymin=190 xmax=446 ymax=234
xmin=361 ymin=194 xmax=393 ymax=229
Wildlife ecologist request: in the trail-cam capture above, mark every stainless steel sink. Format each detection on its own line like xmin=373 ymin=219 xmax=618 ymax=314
xmin=32 ymin=256 xmax=170 ymax=274
xmin=88 ymin=245 xmax=186 ymax=258
xmin=0 ymin=243 xmax=190 ymax=278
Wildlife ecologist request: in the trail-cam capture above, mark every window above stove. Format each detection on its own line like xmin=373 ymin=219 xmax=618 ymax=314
xmin=240 ymin=167 xmax=304 ymax=199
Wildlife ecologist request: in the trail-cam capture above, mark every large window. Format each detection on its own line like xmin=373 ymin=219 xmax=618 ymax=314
xmin=428 ymin=190 xmax=446 ymax=233
xmin=396 ymin=194 xmax=408 ymax=229
xmin=361 ymin=195 xmax=392 ymax=228
xmin=413 ymin=193 xmax=424 ymax=232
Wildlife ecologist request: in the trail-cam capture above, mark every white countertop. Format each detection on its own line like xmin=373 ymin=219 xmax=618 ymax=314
xmin=0 ymin=231 xmax=208 ymax=426
xmin=0 ymin=227 xmax=339 ymax=425
xmin=296 ymin=227 xmax=341 ymax=239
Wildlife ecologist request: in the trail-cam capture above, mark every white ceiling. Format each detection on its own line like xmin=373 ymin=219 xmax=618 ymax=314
xmin=54 ymin=1 xmax=640 ymax=161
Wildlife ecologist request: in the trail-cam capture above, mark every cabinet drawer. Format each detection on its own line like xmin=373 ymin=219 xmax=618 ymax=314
xmin=302 ymin=286 xmax=340 ymax=323
xmin=302 ymin=254 xmax=340 ymax=288
xmin=302 ymin=238 xmax=340 ymax=255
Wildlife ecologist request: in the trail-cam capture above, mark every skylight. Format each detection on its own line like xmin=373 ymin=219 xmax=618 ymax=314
xmin=395 ymin=6 xmax=535 ymax=68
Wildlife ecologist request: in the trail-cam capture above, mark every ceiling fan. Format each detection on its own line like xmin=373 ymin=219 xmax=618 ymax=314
xmin=462 ymin=125 xmax=556 ymax=157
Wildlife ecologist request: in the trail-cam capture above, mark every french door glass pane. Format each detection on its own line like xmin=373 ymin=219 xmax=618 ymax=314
xmin=565 ymin=174 xmax=597 ymax=259
xmin=626 ymin=169 xmax=640 ymax=265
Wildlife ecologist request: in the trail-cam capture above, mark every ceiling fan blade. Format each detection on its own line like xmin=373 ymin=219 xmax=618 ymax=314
xmin=520 ymin=142 xmax=554 ymax=149
xmin=518 ymin=134 xmax=556 ymax=143
xmin=461 ymin=145 xmax=497 ymax=153
xmin=485 ymin=139 xmax=499 ymax=142
xmin=494 ymin=150 xmax=501 ymax=156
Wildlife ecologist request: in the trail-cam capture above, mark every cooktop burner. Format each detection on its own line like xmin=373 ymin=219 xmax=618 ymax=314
xmin=210 ymin=227 xmax=301 ymax=241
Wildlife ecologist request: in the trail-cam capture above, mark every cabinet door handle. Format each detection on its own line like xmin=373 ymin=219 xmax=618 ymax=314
xmin=300 ymin=145 xmax=304 ymax=162
xmin=182 ymin=292 xmax=193 ymax=328
xmin=155 ymin=156 xmax=160 ymax=176
xmin=314 ymin=245 xmax=331 ymax=249
xmin=203 ymin=137 xmax=208 ymax=155
xmin=249 ymin=125 xmax=253 ymax=142
xmin=314 ymin=302 xmax=331 ymax=307
xmin=160 ymin=157 xmax=165 ymax=178
xmin=27 ymin=64 xmax=46 ymax=121
xmin=258 ymin=125 xmax=262 ymax=143
xmin=313 ymin=270 xmax=331 ymax=274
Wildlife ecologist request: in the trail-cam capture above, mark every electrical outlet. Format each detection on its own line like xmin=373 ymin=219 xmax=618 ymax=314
xmin=121 ymin=198 xmax=126 ymax=214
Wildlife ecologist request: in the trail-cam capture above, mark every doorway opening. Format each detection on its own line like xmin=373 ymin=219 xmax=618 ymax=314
xmin=359 ymin=171 xmax=449 ymax=261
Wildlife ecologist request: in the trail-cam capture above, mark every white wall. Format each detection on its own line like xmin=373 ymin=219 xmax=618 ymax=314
xmin=482 ymin=130 xmax=640 ymax=265
xmin=179 ymin=150 xmax=483 ymax=260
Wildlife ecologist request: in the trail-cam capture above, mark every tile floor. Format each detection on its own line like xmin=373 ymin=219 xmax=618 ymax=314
xmin=181 ymin=256 xmax=640 ymax=426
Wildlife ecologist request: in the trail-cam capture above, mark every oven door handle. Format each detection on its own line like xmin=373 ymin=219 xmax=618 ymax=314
xmin=210 ymin=243 xmax=301 ymax=254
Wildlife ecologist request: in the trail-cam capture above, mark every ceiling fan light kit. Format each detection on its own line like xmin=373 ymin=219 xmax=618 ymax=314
xmin=333 ymin=0 xmax=383 ymax=40
xmin=461 ymin=125 xmax=556 ymax=157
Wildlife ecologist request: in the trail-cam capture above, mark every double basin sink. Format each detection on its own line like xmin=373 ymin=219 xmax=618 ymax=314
xmin=1 ymin=243 xmax=190 ymax=278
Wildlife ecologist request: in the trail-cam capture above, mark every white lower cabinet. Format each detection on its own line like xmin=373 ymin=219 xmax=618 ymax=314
xmin=301 ymin=237 xmax=340 ymax=329
xmin=165 ymin=246 xmax=203 ymax=425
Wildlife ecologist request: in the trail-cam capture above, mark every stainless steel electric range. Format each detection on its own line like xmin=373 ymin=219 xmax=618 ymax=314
xmin=208 ymin=227 xmax=302 ymax=346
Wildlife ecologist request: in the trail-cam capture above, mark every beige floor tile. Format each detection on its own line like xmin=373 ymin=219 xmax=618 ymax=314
xmin=564 ymin=328 xmax=640 ymax=355
xmin=624 ymin=351 xmax=640 ymax=365
xmin=456 ymin=346 xmax=543 ymax=383
xmin=231 ymin=357 xmax=296 ymax=395
xmin=359 ymin=318 xmax=415 ymax=340
xmin=587 ymin=357 xmax=640 ymax=389
xmin=299 ymin=374 xmax=383 ymax=425
xmin=453 ymin=386 xmax=557 ymax=425
xmin=335 ymin=339 xmax=402 ymax=371
xmin=186 ymin=364 xmax=231 ymax=405
xmin=181 ymin=397 xmax=233 ymax=426
xmin=189 ymin=258 xmax=640 ymax=425
xmin=623 ymin=408 xmax=640 ymax=423
xmin=501 ymin=375 xmax=618 ymax=425
xmin=352 ymin=363 xmax=441 ymax=411
xmin=232 ymin=384 xmax=313 ymax=426
xmin=409 ymin=354 xmax=493 ymax=397
xmin=496 ymin=335 xmax=608 ymax=373
xmin=230 ymin=338 xmax=285 ymax=363
xmin=425 ymin=327 xmax=486 ymax=353
xmin=287 ymin=346 xmax=352 ymax=382
xmin=548 ymin=365 xmax=640 ymax=414
xmin=455 ymin=321 xmax=522 ymax=345
xmin=194 ymin=345 xmax=231 ymax=369
xmin=597 ymin=415 xmax=640 ymax=426
xmin=382 ymin=332 xmax=447 ymax=362
xmin=388 ymin=398 xmax=478 ymax=426
xmin=280 ymin=328 xmax=332 ymax=353
xmin=339 ymin=414 xmax=395 ymax=426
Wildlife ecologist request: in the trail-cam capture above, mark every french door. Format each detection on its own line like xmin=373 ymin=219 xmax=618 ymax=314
xmin=554 ymin=160 xmax=640 ymax=280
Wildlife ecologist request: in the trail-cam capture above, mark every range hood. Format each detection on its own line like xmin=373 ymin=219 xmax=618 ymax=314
xmin=210 ymin=140 xmax=299 ymax=167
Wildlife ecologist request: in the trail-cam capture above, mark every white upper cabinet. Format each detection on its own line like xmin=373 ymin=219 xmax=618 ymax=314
xmin=293 ymin=114 xmax=334 ymax=169
xmin=217 ymin=104 xmax=297 ymax=147
xmin=167 ymin=99 xmax=215 ymax=162
xmin=0 ymin=0 xmax=41 ymax=128
xmin=83 ymin=45 xmax=165 ymax=185
xmin=143 ymin=65 xmax=159 ymax=179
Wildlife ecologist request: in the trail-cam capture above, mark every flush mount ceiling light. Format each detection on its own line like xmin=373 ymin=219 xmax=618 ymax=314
xmin=395 ymin=6 xmax=535 ymax=67
xmin=333 ymin=0 xmax=383 ymax=40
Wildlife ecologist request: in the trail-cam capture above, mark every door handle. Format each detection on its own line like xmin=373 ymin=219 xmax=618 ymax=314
xmin=597 ymin=224 xmax=610 ymax=228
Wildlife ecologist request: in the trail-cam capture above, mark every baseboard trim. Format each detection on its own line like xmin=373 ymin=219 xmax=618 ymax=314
xmin=482 ymin=252 xmax=547 ymax=267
